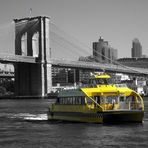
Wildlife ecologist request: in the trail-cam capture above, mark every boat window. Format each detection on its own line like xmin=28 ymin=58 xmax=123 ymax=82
xmin=96 ymin=78 xmax=108 ymax=85
xmin=81 ymin=97 xmax=85 ymax=105
xmin=58 ymin=97 xmax=85 ymax=105
xmin=100 ymin=97 xmax=104 ymax=104
xmin=59 ymin=98 xmax=62 ymax=104
xmin=86 ymin=97 xmax=93 ymax=105
xmin=89 ymin=79 xmax=97 ymax=87
xmin=56 ymin=97 xmax=60 ymax=104
xmin=72 ymin=97 xmax=75 ymax=104
xmin=75 ymin=97 xmax=80 ymax=104
xmin=93 ymin=80 xmax=97 ymax=85
xmin=71 ymin=97 xmax=73 ymax=104
xmin=67 ymin=97 xmax=70 ymax=104
xmin=120 ymin=96 xmax=125 ymax=102
xmin=94 ymin=96 xmax=100 ymax=104
xmin=126 ymin=96 xmax=134 ymax=102
xmin=64 ymin=98 xmax=68 ymax=104
xmin=106 ymin=96 xmax=117 ymax=104
xmin=76 ymin=97 xmax=82 ymax=104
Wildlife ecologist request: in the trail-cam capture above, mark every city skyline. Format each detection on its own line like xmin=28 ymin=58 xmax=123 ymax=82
xmin=0 ymin=0 xmax=148 ymax=58
xmin=93 ymin=37 xmax=117 ymax=63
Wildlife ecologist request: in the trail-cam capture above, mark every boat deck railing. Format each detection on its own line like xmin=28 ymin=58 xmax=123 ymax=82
xmin=115 ymin=84 xmax=128 ymax=88
xmin=128 ymin=102 xmax=143 ymax=110
xmin=101 ymin=102 xmax=143 ymax=111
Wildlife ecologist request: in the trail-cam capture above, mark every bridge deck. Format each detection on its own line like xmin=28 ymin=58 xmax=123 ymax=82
xmin=0 ymin=54 xmax=36 ymax=63
xmin=0 ymin=54 xmax=148 ymax=75
xmin=50 ymin=59 xmax=148 ymax=75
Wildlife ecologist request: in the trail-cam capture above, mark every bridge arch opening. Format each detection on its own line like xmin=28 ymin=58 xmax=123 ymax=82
xmin=32 ymin=32 xmax=39 ymax=57
xmin=21 ymin=32 xmax=27 ymax=56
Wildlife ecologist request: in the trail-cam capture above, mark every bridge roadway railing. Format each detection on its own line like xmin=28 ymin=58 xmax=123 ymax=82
xmin=49 ymin=59 xmax=148 ymax=75
xmin=0 ymin=71 xmax=14 ymax=78
xmin=0 ymin=54 xmax=148 ymax=75
xmin=0 ymin=54 xmax=36 ymax=63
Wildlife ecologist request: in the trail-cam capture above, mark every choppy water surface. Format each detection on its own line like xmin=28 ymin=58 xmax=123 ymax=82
xmin=0 ymin=98 xmax=148 ymax=148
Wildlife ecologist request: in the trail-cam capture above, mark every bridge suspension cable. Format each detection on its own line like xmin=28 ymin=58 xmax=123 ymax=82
xmin=50 ymin=31 xmax=86 ymax=60
xmin=50 ymin=22 xmax=148 ymax=75
xmin=50 ymin=23 xmax=90 ymax=59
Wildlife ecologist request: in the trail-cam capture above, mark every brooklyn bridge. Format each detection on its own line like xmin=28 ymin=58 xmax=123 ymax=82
xmin=0 ymin=16 xmax=148 ymax=97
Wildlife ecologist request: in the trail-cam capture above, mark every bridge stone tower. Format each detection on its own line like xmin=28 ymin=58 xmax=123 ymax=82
xmin=14 ymin=16 xmax=52 ymax=97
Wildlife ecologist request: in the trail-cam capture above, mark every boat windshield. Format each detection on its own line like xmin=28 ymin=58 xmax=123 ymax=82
xmin=89 ymin=78 xmax=109 ymax=86
xmin=96 ymin=78 xmax=108 ymax=85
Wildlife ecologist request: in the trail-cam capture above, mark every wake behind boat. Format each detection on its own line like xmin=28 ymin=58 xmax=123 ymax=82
xmin=48 ymin=72 xmax=144 ymax=123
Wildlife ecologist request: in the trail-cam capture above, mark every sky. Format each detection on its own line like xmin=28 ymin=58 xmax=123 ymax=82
xmin=0 ymin=0 xmax=148 ymax=58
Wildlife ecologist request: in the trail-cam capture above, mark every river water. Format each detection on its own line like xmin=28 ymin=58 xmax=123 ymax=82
xmin=0 ymin=98 xmax=148 ymax=148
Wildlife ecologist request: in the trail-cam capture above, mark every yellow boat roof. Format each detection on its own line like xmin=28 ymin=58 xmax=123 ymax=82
xmin=117 ymin=87 xmax=134 ymax=96
xmin=90 ymin=72 xmax=111 ymax=79
xmin=81 ymin=84 xmax=137 ymax=96
xmin=81 ymin=85 xmax=118 ymax=96
xmin=94 ymin=74 xmax=111 ymax=79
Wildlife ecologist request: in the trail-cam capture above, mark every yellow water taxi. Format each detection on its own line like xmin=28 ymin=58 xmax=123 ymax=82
xmin=48 ymin=72 xmax=144 ymax=123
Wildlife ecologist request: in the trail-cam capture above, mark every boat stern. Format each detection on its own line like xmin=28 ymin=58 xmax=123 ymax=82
xmin=102 ymin=110 xmax=144 ymax=123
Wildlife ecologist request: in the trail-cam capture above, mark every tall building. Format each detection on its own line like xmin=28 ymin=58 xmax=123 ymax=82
xmin=93 ymin=37 xmax=118 ymax=63
xmin=131 ymin=38 xmax=142 ymax=58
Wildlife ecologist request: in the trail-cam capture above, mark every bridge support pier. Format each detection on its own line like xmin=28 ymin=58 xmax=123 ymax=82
xmin=14 ymin=16 xmax=52 ymax=97
xmin=15 ymin=62 xmax=52 ymax=96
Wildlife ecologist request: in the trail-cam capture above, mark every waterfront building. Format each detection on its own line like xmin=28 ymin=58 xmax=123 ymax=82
xmin=52 ymin=67 xmax=80 ymax=86
xmin=131 ymin=38 xmax=142 ymax=58
xmin=117 ymin=57 xmax=148 ymax=69
xmin=52 ymin=67 xmax=68 ymax=86
xmin=0 ymin=64 xmax=14 ymax=73
xmin=117 ymin=57 xmax=148 ymax=95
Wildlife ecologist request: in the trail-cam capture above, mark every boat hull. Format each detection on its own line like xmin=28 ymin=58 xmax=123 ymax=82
xmin=103 ymin=110 xmax=144 ymax=123
xmin=48 ymin=110 xmax=144 ymax=123
xmin=48 ymin=111 xmax=103 ymax=123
